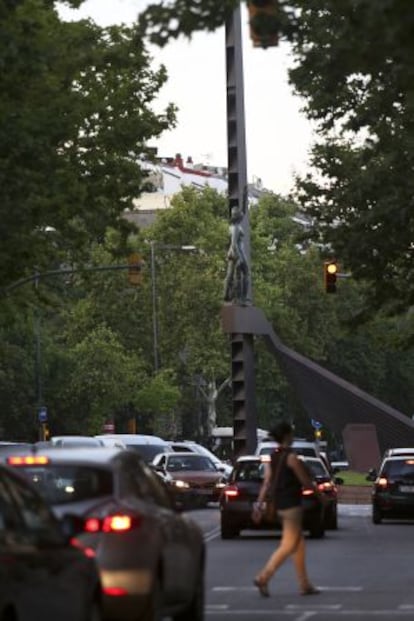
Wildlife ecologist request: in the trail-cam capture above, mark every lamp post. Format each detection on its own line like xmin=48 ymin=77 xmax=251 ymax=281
xmin=150 ymin=241 xmax=197 ymax=372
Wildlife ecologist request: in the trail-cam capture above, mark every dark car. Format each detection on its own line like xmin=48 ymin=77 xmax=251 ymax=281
xmin=302 ymin=456 xmax=342 ymax=530
xmin=368 ymin=455 xmax=414 ymax=524
xmin=7 ymin=447 xmax=205 ymax=621
xmin=0 ymin=463 xmax=101 ymax=621
xmin=152 ymin=452 xmax=227 ymax=508
xmin=219 ymin=455 xmax=325 ymax=539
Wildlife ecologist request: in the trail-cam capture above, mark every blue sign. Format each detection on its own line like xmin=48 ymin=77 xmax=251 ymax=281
xmin=311 ymin=419 xmax=322 ymax=430
xmin=38 ymin=406 xmax=48 ymax=424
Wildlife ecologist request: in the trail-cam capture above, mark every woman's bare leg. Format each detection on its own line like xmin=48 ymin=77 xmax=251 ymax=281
xmin=256 ymin=508 xmax=302 ymax=583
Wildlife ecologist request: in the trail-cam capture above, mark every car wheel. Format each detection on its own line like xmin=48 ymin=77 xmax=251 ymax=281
xmin=325 ymin=506 xmax=338 ymax=530
xmin=372 ymin=506 xmax=382 ymax=524
xmin=87 ymin=599 xmax=102 ymax=621
xmin=173 ymin=563 xmax=204 ymax=621
xmin=220 ymin=519 xmax=239 ymax=539
xmin=142 ymin=576 xmax=163 ymax=621
xmin=308 ymin=519 xmax=325 ymax=539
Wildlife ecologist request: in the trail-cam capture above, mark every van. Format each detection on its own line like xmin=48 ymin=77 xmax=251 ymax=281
xmin=95 ymin=434 xmax=170 ymax=463
xmin=255 ymin=438 xmax=319 ymax=458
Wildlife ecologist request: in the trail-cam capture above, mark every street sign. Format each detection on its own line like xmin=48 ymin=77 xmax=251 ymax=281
xmin=103 ymin=421 xmax=115 ymax=433
xmin=38 ymin=406 xmax=48 ymax=424
xmin=311 ymin=419 xmax=322 ymax=430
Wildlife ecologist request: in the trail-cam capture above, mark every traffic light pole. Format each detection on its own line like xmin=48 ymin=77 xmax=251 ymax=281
xmin=225 ymin=5 xmax=258 ymax=458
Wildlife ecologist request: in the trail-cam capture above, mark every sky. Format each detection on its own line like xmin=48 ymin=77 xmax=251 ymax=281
xmin=58 ymin=0 xmax=315 ymax=194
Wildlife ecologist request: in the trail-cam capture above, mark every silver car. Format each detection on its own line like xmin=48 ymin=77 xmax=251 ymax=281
xmin=6 ymin=447 xmax=205 ymax=621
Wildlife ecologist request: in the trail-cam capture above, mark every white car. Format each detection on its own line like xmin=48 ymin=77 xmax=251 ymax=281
xmin=255 ymin=438 xmax=319 ymax=458
xmin=169 ymin=441 xmax=233 ymax=478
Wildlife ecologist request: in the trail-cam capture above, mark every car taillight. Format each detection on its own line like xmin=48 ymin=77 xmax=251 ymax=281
xmin=70 ymin=537 xmax=96 ymax=558
xmin=7 ymin=455 xmax=49 ymax=466
xmin=302 ymin=489 xmax=315 ymax=496
xmin=84 ymin=514 xmax=139 ymax=534
xmin=103 ymin=587 xmax=129 ymax=597
xmin=318 ymin=482 xmax=334 ymax=492
xmin=224 ymin=486 xmax=239 ymax=498
xmin=103 ymin=515 xmax=133 ymax=532
xmin=376 ymin=477 xmax=388 ymax=488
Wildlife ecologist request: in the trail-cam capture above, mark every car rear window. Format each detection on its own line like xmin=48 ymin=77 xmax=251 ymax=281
xmin=234 ymin=462 xmax=265 ymax=482
xmin=17 ymin=465 xmax=113 ymax=505
xmin=303 ymin=460 xmax=328 ymax=478
xmin=382 ymin=459 xmax=414 ymax=480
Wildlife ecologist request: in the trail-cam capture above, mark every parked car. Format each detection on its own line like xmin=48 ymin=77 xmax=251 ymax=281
xmin=95 ymin=434 xmax=170 ymax=463
xmin=0 ymin=463 xmax=101 ymax=621
xmin=152 ymin=451 xmax=227 ymax=508
xmin=219 ymin=455 xmax=325 ymax=539
xmin=367 ymin=454 xmax=414 ymax=524
xmin=6 ymin=447 xmax=205 ymax=621
xmin=168 ymin=441 xmax=233 ymax=478
xmin=302 ymin=456 xmax=342 ymax=529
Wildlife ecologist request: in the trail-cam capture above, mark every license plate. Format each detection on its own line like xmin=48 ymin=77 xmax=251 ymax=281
xmin=399 ymin=485 xmax=414 ymax=493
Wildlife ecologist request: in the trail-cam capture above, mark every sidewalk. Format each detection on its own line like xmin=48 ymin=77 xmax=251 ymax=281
xmin=338 ymin=485 xmax=372 ymax=504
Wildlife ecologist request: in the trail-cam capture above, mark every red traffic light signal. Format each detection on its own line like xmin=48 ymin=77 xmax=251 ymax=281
xmin=324 ymin=260 xmax=337 ymax=294
xmin=247 ymin=0 xmax=280 ymax=48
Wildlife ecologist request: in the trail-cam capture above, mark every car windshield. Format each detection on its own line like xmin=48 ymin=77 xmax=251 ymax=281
xmin=234 ymin=461 xmax=265 ymax=482
xmin=383 ymin=459 xmax=414 ymax=481
xmin=166 ymin=455 xmax=217 ymax=472
xmin=126 ymin=444 xmax=167 ymax=462
xmin=17 ymin=465 xmax=113 ymax=505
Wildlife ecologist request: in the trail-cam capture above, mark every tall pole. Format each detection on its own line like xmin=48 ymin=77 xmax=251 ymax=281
xmin=150 ymin=241 xmax=160 ymax=372
xmin=225 ymin=5 xmax=258 ymax=458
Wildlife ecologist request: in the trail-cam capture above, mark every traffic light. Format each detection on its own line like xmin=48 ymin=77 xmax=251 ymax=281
xmin=314 ymin=429 xmax=322 ymax=441
xmin=324 ymin=260 xmax=337 ymax=294
xmin=247 ymin=0 xmax=280 ymax=48
xmin=127 ymin=253 xmax=143 ymax=286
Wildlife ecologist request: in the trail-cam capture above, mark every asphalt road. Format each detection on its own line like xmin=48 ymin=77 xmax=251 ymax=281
xmin=190 ymin=504 xmax=414 ymax=620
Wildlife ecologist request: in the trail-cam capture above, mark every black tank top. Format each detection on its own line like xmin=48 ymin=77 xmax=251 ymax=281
xmin=270 ymin=447 xmax=302 ymax=510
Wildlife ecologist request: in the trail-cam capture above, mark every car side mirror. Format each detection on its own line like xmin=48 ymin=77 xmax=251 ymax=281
xmin=334 ymin=477 xmax=344 ymax=485
xmin=366 ymin=468 xmax=377 ymax=482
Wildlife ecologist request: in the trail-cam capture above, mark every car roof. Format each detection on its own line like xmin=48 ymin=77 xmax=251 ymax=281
xmin=164 ymin=452 xmax=210 ymax=458
xmin=4 ymin=446 xmax=127 ymax=467
xmin=95 ymin=434 xmax=167 ymax=444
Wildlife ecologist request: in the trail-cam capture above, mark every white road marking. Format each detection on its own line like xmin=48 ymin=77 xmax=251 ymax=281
xmin=204 ymin=526 xmax=221 ymax=542
xmin=206 ymin=610 xmax=414 ymax=616
xmin=398 ymin=605 xmax=414 ymax=610
xmin=318 ymin=586 xmax=363 ymax=592
xmin=286 ymin=605 xmax=342 ymax=610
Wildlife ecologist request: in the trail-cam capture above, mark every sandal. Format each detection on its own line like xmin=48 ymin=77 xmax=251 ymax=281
xmin=301 ymin=585 xmax=320 ymax=596
xmin=253 ymin=577 xmax=270 ymax=597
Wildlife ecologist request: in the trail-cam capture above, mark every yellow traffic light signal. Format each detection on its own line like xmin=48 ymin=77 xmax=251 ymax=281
xmin=315 ymin=429 xmax=322 ymax=440
xmin=324 ymin=260 xmax=338 ymax=294
xmin=247 ymin=0 xmax=280 ymax=48
xmin=127 ymin=253 xmax=143 ymax=286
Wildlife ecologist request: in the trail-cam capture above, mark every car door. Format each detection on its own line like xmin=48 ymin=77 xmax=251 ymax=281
xmin=2 ymin=469 xmax=96 ymax=621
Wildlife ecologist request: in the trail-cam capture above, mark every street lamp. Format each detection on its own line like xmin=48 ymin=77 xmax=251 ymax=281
xmin=150 ymin=241 xmax=197 ymax=372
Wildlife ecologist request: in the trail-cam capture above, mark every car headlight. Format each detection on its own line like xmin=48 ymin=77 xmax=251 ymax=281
xmin=173 ymin=480 xmax=190 ymax=489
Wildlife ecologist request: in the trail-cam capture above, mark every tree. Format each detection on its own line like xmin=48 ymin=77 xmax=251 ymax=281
xmin=0 ymin=0 xmax=175 ymax=289
xmin=138 ymin=0 xmax=414 ymax=315
xmin=288 ymin=1 xmax=414 ymax=315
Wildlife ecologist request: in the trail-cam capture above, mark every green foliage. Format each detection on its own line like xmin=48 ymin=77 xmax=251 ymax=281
xmin=0 ymin=0 xmax=176 ymax=289
xmin=288 ymin=1 xmax=414 ymax=314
